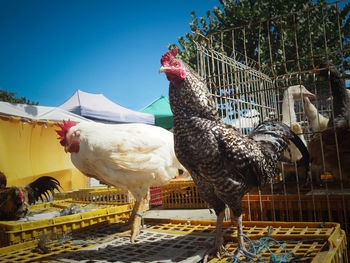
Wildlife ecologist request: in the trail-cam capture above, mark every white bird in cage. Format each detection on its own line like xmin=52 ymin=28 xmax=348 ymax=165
xmin=282 ymin=85 xmax=315 ymax=162
xmin=303 ymin=96 xmax=329 ymax=132
xmin=232 ymin=109 xmax=260 ymax=134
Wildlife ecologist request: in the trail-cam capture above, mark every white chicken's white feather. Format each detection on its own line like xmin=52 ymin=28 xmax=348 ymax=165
xmin=282 ymin=85 xmax=311 ymax=162
xmin=67 ymin=122 xmax=184 ymax=200
xmin=303 ymin=96 xmax=329 ymax=132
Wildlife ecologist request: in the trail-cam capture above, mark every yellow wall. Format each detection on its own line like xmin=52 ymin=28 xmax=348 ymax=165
xmin=0 ymin=116 xmax=87 ymax=191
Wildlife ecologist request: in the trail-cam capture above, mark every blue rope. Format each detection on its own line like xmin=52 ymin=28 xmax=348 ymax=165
xmin=239 ymin=233 xmax=258 ymax=256
xmin=229 ymin=233 xmax=267 ymax=263
xmin=135 ymin=212 xmax=144 ymax=228
xmin=227 ymin=235 xmax=325 ymax=263
xmin=259 ymin=237 xmax=287 ymax=262
xmin=228 ymin=234 xmax=289 ymax=263
xmin=227 ymin=219 xmax=325 ymax=262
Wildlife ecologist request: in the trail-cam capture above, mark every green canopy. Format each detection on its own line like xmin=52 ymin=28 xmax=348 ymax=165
xmin=141 ymin=96 xmax=173 ymax=129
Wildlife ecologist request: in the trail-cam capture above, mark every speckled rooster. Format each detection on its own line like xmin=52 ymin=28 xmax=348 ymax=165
xmin=159 ymin=48 xmax=309 ymax=261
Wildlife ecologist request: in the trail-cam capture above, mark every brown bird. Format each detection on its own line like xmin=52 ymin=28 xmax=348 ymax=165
xmin=0 ymin=173 xmax=61 ymax=220
xmin=0 ymin=171 xmax=6 ymax=189
xmin=159 ymin=48 xmax=309 ymax=261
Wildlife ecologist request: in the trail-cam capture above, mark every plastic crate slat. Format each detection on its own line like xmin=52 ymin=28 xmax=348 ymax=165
xmin=0 ymin=200 xmax=133 ymax=247
xmin=0 ymin=219 xmax=346 ymax=263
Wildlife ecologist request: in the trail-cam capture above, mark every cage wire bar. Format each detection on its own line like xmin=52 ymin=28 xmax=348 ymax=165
xmin=194 ymin=42 xmax=276 ymax=133
xmin=194 ymin=0 xmax=350 ymax=239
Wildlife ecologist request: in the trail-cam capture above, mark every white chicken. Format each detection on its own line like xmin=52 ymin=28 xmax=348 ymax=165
xmin=303 ymin=96 xmax=329 ymax=132
xmin=56 ymin=120 xmax=186 ymax=242
xmin=232 ymin=109 xmax=260 ymax=134
xmin=282 ymin=85 xmax=315 ymax=161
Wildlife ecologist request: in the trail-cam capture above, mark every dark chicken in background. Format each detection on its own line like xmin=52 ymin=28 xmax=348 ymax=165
xmin=0 ymin=171 xmax=6 ymax=189
xmin=319 ymin=62 xmax=350 ymax=128
xmin=159 ymin=48 xmax=309 ymax=261
xmin=308 ymin=62 xmax=350 ymax=184
xmin=0 ymin=172 xmax=61 ymax=220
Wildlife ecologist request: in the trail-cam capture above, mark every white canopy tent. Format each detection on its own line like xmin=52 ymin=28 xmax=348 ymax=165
xmin=0 ymin=101 xmax=91 ymax=122
xmin=59 ymin=90 xmax=155 ymax=124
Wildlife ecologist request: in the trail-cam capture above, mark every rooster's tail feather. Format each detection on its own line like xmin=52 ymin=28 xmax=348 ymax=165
xmin=25 ymin=176 xmax=62 ymax=204
xmin=249 ymin=120 xmax=310 ymax=177
xmin=289 ymin=130 xmax=310 ymax=175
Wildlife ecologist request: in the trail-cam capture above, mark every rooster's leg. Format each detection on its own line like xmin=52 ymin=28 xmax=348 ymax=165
xmin=202 ymin=210 xmax=226 ymax=263
xmin=130 ymin=196 xmax=146 ymax=243
xmin=126 ymin=206 xmax=136 ymax=226
xmin=234 ymin=214 xmax=247 ymax=257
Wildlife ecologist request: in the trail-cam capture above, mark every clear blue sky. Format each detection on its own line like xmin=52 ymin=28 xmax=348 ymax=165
xmin=0 ymin=0 xmax=217 ymax=110
xmin=1 ymin=1 xmax=347 ymax=111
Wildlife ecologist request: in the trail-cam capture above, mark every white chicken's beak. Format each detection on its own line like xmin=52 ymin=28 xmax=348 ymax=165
xmin=303 ymin=90 xmax=315 ymax=98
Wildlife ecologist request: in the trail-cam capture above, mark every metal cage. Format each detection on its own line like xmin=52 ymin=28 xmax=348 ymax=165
xmin=195 ymin=0 xmax=350 ymax=240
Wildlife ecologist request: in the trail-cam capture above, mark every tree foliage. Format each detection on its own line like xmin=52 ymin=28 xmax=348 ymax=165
xmin=173 ymin=0 xmax=350 ymax=75
xmin=170 ymin=0 xmax=350 ymax=120
xmin=0 ymin=90 xmax=39 ymax=105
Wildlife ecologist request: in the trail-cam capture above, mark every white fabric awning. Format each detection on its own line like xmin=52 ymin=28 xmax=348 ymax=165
xmin=59 ymin=90 xmax=155 ymax=124
xmin=0 ymin=101 xmax=91 ymax=122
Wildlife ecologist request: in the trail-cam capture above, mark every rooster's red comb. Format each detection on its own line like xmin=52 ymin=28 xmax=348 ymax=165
xmin=17 ymin=189 xmax=25 ymax=202
xmin=55 ymin=119 xmax=77 ymax=146
xmin=161 ymin=48 xmax=178 ymax=66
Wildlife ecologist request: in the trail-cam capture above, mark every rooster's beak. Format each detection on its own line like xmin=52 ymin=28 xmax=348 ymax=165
xmin=64 ymin=145 xmax=69 ymax=153
xmin=159 ymin=66 xmax=169 ymax=74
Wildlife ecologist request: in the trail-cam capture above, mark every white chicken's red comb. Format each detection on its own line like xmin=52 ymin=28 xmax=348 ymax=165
xmin=56 ymin=119 xmax=77 ymax=146
xmin=161 ymin=48 xmax=178 ymax=66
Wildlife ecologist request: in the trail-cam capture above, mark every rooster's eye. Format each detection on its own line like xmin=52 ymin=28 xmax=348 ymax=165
xmin=173 ymin=62 xmax=180 ymax=67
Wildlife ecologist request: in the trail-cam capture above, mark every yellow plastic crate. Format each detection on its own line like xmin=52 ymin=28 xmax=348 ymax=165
xmin=71 ymin=188 xmax=134 ymax=203
xmin=56 ymin=186 xmax=135 ymax=203
xmin=161 ymin=179 xmax=207 ymax=208
xmin=145 ymin=219 xmax=348 ymax=263
xmin=160 ymin=181 xmax=350 ymax=232
xmin=54 ymin=186 xmax=108 ymax=200
xmin=0 ymin=200 xmax=133 ymax=247
xmin=241 ymin=194 xmax=350 ymax=234
xmin=0 ymin=219 xmax=346 ymax=263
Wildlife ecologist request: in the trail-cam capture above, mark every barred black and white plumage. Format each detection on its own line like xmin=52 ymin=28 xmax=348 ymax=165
xmin=160 ymin=48 xmax=309 ymax=261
